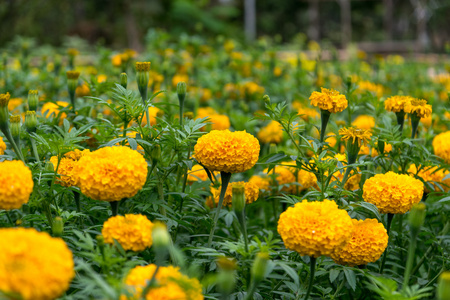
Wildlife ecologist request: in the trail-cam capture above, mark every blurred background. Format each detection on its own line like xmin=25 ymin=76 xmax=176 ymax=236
xmin=1 ymin=0 xmax=450 ymax=52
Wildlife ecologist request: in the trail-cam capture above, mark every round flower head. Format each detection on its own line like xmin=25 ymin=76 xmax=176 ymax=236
xmin=0 ymin=160 xmax=34 ymax=210
xmin=257 ymin=121 xmax=283 ymax=144
xmin=102 ymin=214 xmax=153 ymax=252
xmin=404 ymin=99 xmax=432 ymax=118
xmin=0 ymin=136 xmax=6 ymax=155
xmin=408 ymin=164 xmax=450 ymax=192
xmin=50 ymin=149 xmax=91 ymax=187
xmin=74 ymin=146 xmax=148 ymax=201
xmin=0 ymin=228 xmax=74 ymax=300
xmin=123 ymin=264 xmax=203 ymax=300
xmin=187 ymin=164 xmax=213 ymax=182
xmin=206 ymin=181 xmax=259 ymax=208
xmin=309 ymin=87 xmax=348 ymax=113
xmin=363 ymin=172 xmax=424 ymax=214
xmin=277 ymin=199 xmax=353 ymax=257
xmin=194 ymin=130 xmax=260 ymax=174
xmin=249 ymin=175 xmax=271 ymax=193
xmin=331 ymin=218 xmax=388 ymax=266
xmin=263 ymin=166 xmax=296 ymax=193
xmin=433 ymin=131 xmax=450 ymax=164
xmin=384 ymin=95 xmax=412 ymax=112
xmin=196 ymin=108 xmax=230 ymax=131
xmin=352 ymin=115 xmax=375 ymax=131
xmin=296 ymin=106 xmax=319 ymax=122
xmin=339 ymin=127 xmax=372 ymax=147
xmin=283 ymin=161 xmax=316 ymax=192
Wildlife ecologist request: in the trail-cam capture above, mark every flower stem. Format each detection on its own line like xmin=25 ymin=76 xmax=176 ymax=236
xmin=30 ymin=138 xmax=41 ymax=167
xmin=109 ymin=201 xmax=119 ymax=216
xmin=3 ymin=127 xmax=25 ymax=162
xmin=395 ymin=111 xmax=405 ymax=134
xmin=379 ymin=213 xmax=394 ymax=273
xmin=402 ymin=229 xmax=418 ymax=290
xmin=319 ymin=110 xmax=331 ymax=146
xmin=207 ymin=171 xmax=232 ymax=248
xmin=73 ymin=190 xmax=81 ymax=213
xmin=304 ymin=256 xmax=317 ymax=300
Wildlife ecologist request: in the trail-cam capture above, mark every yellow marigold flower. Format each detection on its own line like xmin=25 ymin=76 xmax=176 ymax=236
xmin=187 ymin=164 xmax=218 ymax=182
xmin=309 ymin=87 xmax=348 ymax=113
xmin=404 ymin=98 xmax=432 ymax=119
xmin=67 ymin=48 xmax=79 ymax=56
xmin=8 ymin=97 xmax=22 ymax=113
xmin=283 ymin=161 xmax=316 ymax=192
xmin=240 ymin=81 xmax=265 ymax=99
xmin=206 ymin=181 xmax=259 ymax=208
xmin=359 ymin=143 xmax=392 ymax=157
xmin=384 ymin=95 xmax=412 ymax=113
xmin=408 ymin=164 xmax=450 ymax=192
xmin=0 ymin=136 xmax=6 ymax=155
xmin=339 ymin=127 xmax=371 ymax=147
xmin=50 ymin=149 xmax=90 ymax=187
xmin=0 ymin=227 xmax=74 ymax=300
xmin=277 ymin=199 xmax=353 ymax=258
xmin=0 ymin=160 xmax=34 ymax=210
xmin=356 ymin=80 xmax=384 ymax=98
xmin=363 ymin=172 xmax=424 ymax=214
xmin=66 ymin=70 xmax=80 ymax=80
xmin=172 ymin=74 xmax=189 ymax=88
xmin=122 ymin=264 xmax=203 ymax=300
xmin=297 ymin=106 xmax=319 ymax=122
xmin=257 ymin=121 xmax=283 ymax=144
xmin=352 ymin=115 xmax=375 ymax=130
xmin=331 ymin=218 xmax=388 ymax=266
xmin=102 ymin=214 xmax=153 ymax=252
xmin=141 ymin=106 xmax=161 ymax=126
xmin=433 ymin=131 xmax=450 ymax=164
xmin=75 ymin=83 xmax=90 ymax=97
xmin=42 ymin=101 xmax=69 ymax=121
xmin=74 ymin=146 xmax=148 ymax=201
xmin=111 ymin=54 xmax=122 ymax=67
xmin=249 ymin=175 xmax=271 ymax=193
xmin=263 ymin=166 xmax=296 ymax=193
xmin=196 ymin=108 xmax=230 ymax=131
xmin=194 ymin=130 xmax=259 ymax=174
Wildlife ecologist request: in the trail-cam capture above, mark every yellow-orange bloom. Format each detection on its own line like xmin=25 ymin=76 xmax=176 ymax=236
xmin=0 ymin=136 xmax=6 ymax=155
xmin=277 ymin=199 xmax=353 ymax=257
xmin=102 ymin=214 xmax=153 ymax=252
xmin=363 ymin=172 xmax=423 ymax=214
xmin=331 ymin=218 xmax=388 ymax=266
xmin=404 ymin=98 xmax=432 ymax=118
xmin=42 ymin=101 xmax=69 ymax=119
xmin=257 ymin=121 xmax=283 ymax=144
xmin=249 ymin=175 xmax=271 ymax=193
xmin=339 ymin=127 xmax=372 ymax=147
xmin=0 ymin=227 xmax=74 ymax=300
xmin=309 ymin=87 xmax=348 ymax=113
xmin=432 ymin=131 xmax=450 ymax=164
xmin=194 ymin=130 xmax=259 ymax=174
xmin=0 ymin=160 xmax=34 ymax=210
xmin=352 ymin=115 xmax=375 ymax=131
xmin=122 ymin=264 xmax=203 ymax=300
xmin=264 ymin=166 xmax=296 ymax=193
xmin=384 ymin=95 xmax=412 ymax=113
xmin=206 ymin=181 xmax=259 ymax=208
xmin=408 ymin=164 xmax=450 ymax=192
xmin=50 ymin=149 xmax=91 ymax=187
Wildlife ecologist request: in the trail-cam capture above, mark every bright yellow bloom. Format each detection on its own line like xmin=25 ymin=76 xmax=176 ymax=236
xmin=0 ymin=136 xmax=5 ymax=155
xmin=122 ymin=264 xmax=203 ymax=300
xmin=384 ymin=95 xmax=412 ymax=113
xmin=74 ymin=146 xmax=148 ymax=201
xmin=206 ymin=181 xmax=259 ymax=208
xmin=331 ymin=218 xmax=388 ymax=266
xmin=0 ymin=160 xmax=34 ymax=210
xmin=363 ymin=172 xmax=424 ymax=214
xmin=8 ymin=97 xmax=22 ymax=113
xmin=142 ymin=106 xmax=161 ymax=126
xmin=0 ymin=228 xmax=74 ymax=300
xmin=356 ymin=81 xmax=384 ymax=98
xmin=50 ymin=149 xmax=91 ymax=187
xmin=264 ymin=166 xmax=296 ymax=193
xmin=339 ymin=127 xmax=372 ymax=147
xmin=283 ymin=161 xmax=316 ymax=192
xmin=408 ymin=164 xmax=450 ymax=192
xmin=249 ymin=175 xmax=271 ymax=193
xmin=42 ymin=101 xmax=69 ymax=119
xmin=278 ymin=199 xmax=353 ymax=258
xmin=196 ymin=107 xmax=230 ymax=131
xmin=194 ymin=130 xmax=259 ymax=174
xmin=352 ymin=115 xmax=375 ymax=131
xmin=75 ymin=83 xmax=90 ymax=97
xmin=296 ymin=106 xmax=319 ymax=122
xmin=359 ymin=143 xmax=392 ymax=157
xmin=309 ymin=87 xmax=348 ymax=113
xmin=257 ymin=121 xmax=283 ymax=144
xmin=433 ymin=131 xmax=450 ymax=164
xmin=172 ymin=74 xmax=189 ymax=88
xmin=102 ymin=214 xmax=153 ymax=252
xmin=240 ymin=81 xmax=264 ymax=99
xmin=187 ymin=164 xmax=214 ymax=182
xmin=404 ymin=98 xmax=432 ymax=118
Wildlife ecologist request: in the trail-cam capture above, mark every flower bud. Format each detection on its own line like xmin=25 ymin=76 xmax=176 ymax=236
xmin=135 ymin=62 xmax=151 ymax=102
xmin=52 ymin=216 xmax=64 ymax=237
xmin=251 ymin=252 xmax=270 ymax=283
xmin=96 ymin=235 xmax=105 ymax=248
xmin=15 ymin=219 xmax=22 ymax=226
xmin=25 ymin=111 xmax=37 ymax=133
xmin=120 ymin=72 xmax=128 ymax=89
xmin=66 ymin=71 xmax=80 ymax=108
xmin=151 ymin=144 xmax=161 ymax=165
xmin=28 ymin=90 xmax=39 ymax=111
xmin=0 ymin=92 xmax=11 ymax=132
xmin=409 ymin=203 xmax=426 ymax=231
xmin=44 ymin=161 xmax=54 ymax=173
xmin=183 ymin=112 xmax=194 ymax=120
xmin=216 ymin=257 xmax=237 ymax=296
xmin=177 ymin=81 xmax=187 ymax=101
xmin=217 ymin=256 xmax=237 ymax=271
xmin=438 ymin=272 xmax=450 ymax=300
xmin=263 ymin=94 xmax=271 ymax=105
xmin=152 ymin=221 xmax=171 ymax=249
xmin=54 ymin=55 xmax=62 ymax=75
xmin=9 ymin=115 xmax=21 ymax=136
xmin=232 ymin=184 xmax=245 ymax=214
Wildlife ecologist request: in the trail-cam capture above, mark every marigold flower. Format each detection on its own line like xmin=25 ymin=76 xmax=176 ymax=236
xmin=433 ymin=131 xmax=450 ymax=163
xmin=277 ymin=199 xmax=353 ymax=258
xmin=363 ymin=172 xmax=424 ymax=214
xmin=0 ymin=136 xmax=6 ymax=155
xmin=264 ymin=166 xmax=296 ymax=193
xmin=339 ymin=127 xmax=372 ymax=147
xmin=194 ymin=130 xmax=259 ymax=174
xmin=196 ymin=107 xmax=230 ymax=131
xmin=75 ymin=83 xmax=90 ymax=97
xmin=102 ymin=214 xmax=153 ymax=252
xmin=257 ymin=121 xmax=283 ymax=144
xmin=206 ymin=181 xmax=259 ymax=208
xmin=42 ymin=101 xmax=69 ymax=119
xmin=408 ymin=164 xmax=450 ymax=192
xmin=384 ymin=95 xmax=412 ymax=113
xmin=352 ymin=115 xmax=375 ymax=130
xmin=309 ymin=87 xmax=348 ymax=113
xmin=283 ymin=161 xmax=316 ymax=192
xmin=50 ymin=149 xmax=90 ymax=187
xmin=122 ymin=264 xmax=203 ymax=300
xmin=74 ymin=146 xmax=148 ymax=201
xmin=0 ymin=227 xmax=74 ymax=300
xmin=331 ymin=218 xmax=388 ymax=266
xmin=249 ymin=175 xmax=271 ymax=193
xmin=404 ymin=98 xmax=432 ymax=118
xmin=296 ymin=106 xmax=319 ymax=122
xmin=356 ymin=81 xmax=384 ymax=98
xmin=0 ymin=160 xmax=34 ymax=210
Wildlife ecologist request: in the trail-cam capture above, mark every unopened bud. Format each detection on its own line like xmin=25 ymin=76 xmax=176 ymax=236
xmin=15 ymin=219 xmax=22 ymax=226
xmin=135 ymin=62 xmax=150 ymax=101
xmin=232 ymin=184 xmax=245 ymax=213
xmin=0 ymin=92 xmax=11 ymax=132
xmin=217 ymin=256 xmax=237 ymax=271
xmin=184 ymin=112 xmax=194 ymax=120
xmin=438 ymin=272 xmax=450 ymax=300
xmin=44 ymin=161 xmax=55 ymax=173
xmin=25 ymin=111 xmax=37 ymax=133
xmin=9 ymin=115 xmax=21 ymax=138
xmin=409 ymin=203 xmax=426 ymax=231
xmin=96 ymin=235 xmax=105 ymax=247
xmin=251 ymin=252 xmax=270 ymax=283
xmin=28 ymin=90 xmax=39 ymax=111
xmin=97 ymin=113 xmax=104 ymax=119
xmin=269 ymin=143 xmax=277 ymax=154
xmin=52 ymin=217 xmax=64 ymax=237
xmin=177 ymin=81 xmax=187 ymax=101
xmin=216 ymin=257 xmax=237 ymax=295
xmin=152 ymin=222 xmax=171 ymax=248
xmin=120 ymin=72 xmax=128 ymax=89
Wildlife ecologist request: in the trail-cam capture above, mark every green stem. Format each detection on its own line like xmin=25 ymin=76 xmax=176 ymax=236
xmin=236 ymin=209 xmax=249 ymax=253
xmin=395 ymin=111 xmax=405 ymax=134
xmin=319 ymin=110 xmax=331 ymax=145
xmin=3 ymin=128 xmax=25 ymax=162
xmin=379 ymin=213 xmax=395 ymax=273
xmin=304 ymin=257 xmax=317 ymax=300
xmin=207 ymin=171 xmax=232 ymax=248
xmin=30 ymin=138 xmax=41 ymax=166
xmin=402 ymin=230 xmax=418 ymax=290
xmin=110 ymin=201 xmax=119 ymax=216
xmin=6 ymin=211 xmax=14 ymax=226
xmin=73 ymin=190 xmax=81 ymax=213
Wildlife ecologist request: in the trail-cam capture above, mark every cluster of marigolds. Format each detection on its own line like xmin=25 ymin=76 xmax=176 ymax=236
xmin=0 ymin=47 xmax=449 ymax=300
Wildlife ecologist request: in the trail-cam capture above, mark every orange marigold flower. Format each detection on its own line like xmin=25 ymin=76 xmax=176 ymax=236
xmin=263 ymin=166 xmax=296 ymax=193
xmin=206 ymin=181 xmax=259 ymax=208
xmin=50 ymin=149 xmax=91 ymax=187
xmin=257 ymin=121 xmax=283 ymax=144
xmin=339 ymin=127 xmax=372 ymax=147
xmin=352 ymin=115 xmax=375 ymax=131
xmin=0 ymin=160 xmax=34 ymax=210
xmin=404 ymin=98 xmax=432 ymax=119
xmin=408 ymin=164 xmax=450 ymax=192
xmin=309 ymin=87 xmax=348 ymax=113
xmin=384 ymin=95 xmax=412 ymax=113
xmin=432 ymin=131 xmax=450 ymax=164
xmin=0 ymin=136 xmax=6 ymax=155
